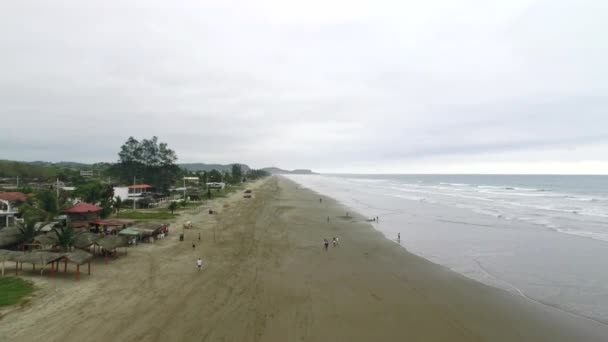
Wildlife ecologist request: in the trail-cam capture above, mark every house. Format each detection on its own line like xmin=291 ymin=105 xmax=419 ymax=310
xmin=63 ymin=202 xmax=103 ymax=227
xmin=80 ymin=170 xmax=94 ymax=177
xmin=0 ymin=192 xmax=26 ymax=229
xmin=128 ymin=184 xmax=153 ymax=198
xmin=206 ymin=182 xmax=226 ymax=190
xmin=114 ymin=184 xmax=154 ymax=202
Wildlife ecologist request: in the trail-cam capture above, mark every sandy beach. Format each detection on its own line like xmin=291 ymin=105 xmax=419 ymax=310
xmin=1 ymin=176 xmax=606 ymax=341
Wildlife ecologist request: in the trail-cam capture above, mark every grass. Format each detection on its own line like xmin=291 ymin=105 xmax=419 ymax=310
xmin=0 ymin=277 xmax=35 ymax=307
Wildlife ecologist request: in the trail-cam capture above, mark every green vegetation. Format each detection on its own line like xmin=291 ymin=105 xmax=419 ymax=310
xmin=207 ymin=169 xmax=222 ymax=183
xmin=72 ymin=180 xmax=114 ymax=218
xmin=245 ymin=169 xmax=270 ymax=180
xmin=113 ymin=196 xmax=123 ymax=216
xmin=36 ymin=190 xmax=58 ymax=217
xmin=231 ymin=164 xmax=243 ymax=184
xmin=17 ymin=219 xmax=38 ymax=244
xmin=0 ymin=160 xmax=108 ymax=184
xmin=18 ymin=202 xmax=47 ymax=223
xmin=0 ymin=160 xmax=58 ymax=180
xmin=109 ymin=136 xmax=181 ymax=193
xmin=54 ymin=224 xmax=76 ymax=252
xmin=0 ymin=277 xmax=35 ymax=307
xmin=168 ymin=201 xmax=178 ymax=214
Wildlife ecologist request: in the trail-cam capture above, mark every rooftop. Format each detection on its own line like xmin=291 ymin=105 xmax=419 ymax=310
xmin=64 ymin=202 xmax=103 ymax=213
xmin=0 ymin=192 xmax=27 ymax=202
xmin=128 ymin=184 xmax=153 ymax=189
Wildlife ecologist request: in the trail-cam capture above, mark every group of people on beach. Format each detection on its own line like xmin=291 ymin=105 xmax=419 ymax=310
xmin=323 ymin=237 xmax=339 ymax=250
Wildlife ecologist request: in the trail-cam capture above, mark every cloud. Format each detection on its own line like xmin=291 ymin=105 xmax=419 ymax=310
xmin=1 ymin=0 xmax=607 ymax=173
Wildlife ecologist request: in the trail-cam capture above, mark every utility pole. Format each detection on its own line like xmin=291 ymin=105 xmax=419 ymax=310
xmin=133 ymin=176 xmax=136 ymax=210
xmin=56 ymin=178 xmax=59 ymax=202
xmin=16 ymin=176 xmax=19 ymax=188
xmin=183 ymin=177 xmax=186 ymax=201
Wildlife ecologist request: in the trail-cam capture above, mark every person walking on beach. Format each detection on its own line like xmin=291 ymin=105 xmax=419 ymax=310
xmin=323 ymin=239 xmax=329 ymax=251
xmin=327 ymin=216 xmax=330 ymax=223
xmin=320 ymin=197 xmax=323 ymax=203
xmin=192 ymin=242 xmax=196 ymax=250
xmin=397 ymin=232 xmax=400 ymax=242
xmin=198 ymin=232 xmax=201 ymax=242
xmin=332 ymin=237 xmax=338 ymax=247
xmin=196 ymin=258 xmax=203 ymax=270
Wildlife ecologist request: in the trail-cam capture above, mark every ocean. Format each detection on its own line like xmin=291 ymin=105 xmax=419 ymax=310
xmin=284 ymin=174 xmax=608 ymax=324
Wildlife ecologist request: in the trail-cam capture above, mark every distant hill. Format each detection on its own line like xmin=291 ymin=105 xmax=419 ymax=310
xmin=262 ymin=167 xmax=317 ymax=175
xmin=180 ymin=163 xmax=251 ymax=173
xmin=29 ymin=161 xmax=92 ymax=169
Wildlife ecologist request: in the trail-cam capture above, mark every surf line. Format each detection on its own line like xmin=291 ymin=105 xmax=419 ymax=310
xmin=472 ymin=258 xmax=608 ymax=328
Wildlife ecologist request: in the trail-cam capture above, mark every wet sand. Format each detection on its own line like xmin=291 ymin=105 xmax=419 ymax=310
xmin=0 ymin=176 xmax=606 ymax=341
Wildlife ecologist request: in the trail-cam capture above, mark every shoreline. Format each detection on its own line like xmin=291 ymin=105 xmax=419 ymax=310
xmin=322 ymin=189 xmax=608 ymax=329
xmin=282 ymin=176 xmax=608 ymax=340
xmin=285 ymin=173 xmax=608 ymax=326
xmin=1 ymin=176 xmax=606 ymax=341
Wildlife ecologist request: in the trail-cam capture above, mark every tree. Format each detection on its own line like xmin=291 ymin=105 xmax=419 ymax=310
xmin=202 ymin=171 xmax=208 ymax=188
xmin=18 ymin=202 xmax=47 ymax=224
xmin=208 ymin=169 xmax=222 ymax=183
xmin=114 ymin=196 xmax=123 ymax=216
xmin=168 ymin=201 xmax=178 ymax=214
xmin=54 ymin=224 xmax=75 ymax=252
xmin=100 ymin=198 xmax=113 ymax=219
xmin=75 ymin=181 xmax=113 ymax=204
xmin=37 ymin=190 xmax=58 ymax=218
xmin=222 ymin=171 xmax=231 ymax=184
xmin=246 ymin=169 xmax=270 ymax=180
xmin=17 ymin=219 xmax=38 ymax=245
xmin=231 ymin=164 xmax=243 ymax=184
xmin=111 ymin=136 xmax=180 ymax=194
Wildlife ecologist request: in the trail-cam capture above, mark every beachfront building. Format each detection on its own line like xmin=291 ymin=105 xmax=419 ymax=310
xmin=128 ymin=184 xmax=153 ymax=198
xmin=63 ymin=202 xmax=102 ymax=228
xmin=206 ymin=182 xmax=226 ymax=190
xmin=114 ymin=184 xmax=153 ymax=202
xmin=79 ymin=170 xmax=94 ymax=177
xmin=0 ymin=192 xmax=26 ymax=229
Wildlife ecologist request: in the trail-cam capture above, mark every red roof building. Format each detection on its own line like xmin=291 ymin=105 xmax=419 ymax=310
xmin=0 ymin=192 xmax=27 ymax=202
xmin=64 ymin=202 xmax=103 ymax=213
xmin=128 ymin=184 xmax=153 ymax=189
xmin=63 ymin=202 xmax=103 ymax=224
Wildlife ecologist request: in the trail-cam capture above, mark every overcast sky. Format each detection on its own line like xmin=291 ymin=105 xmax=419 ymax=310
xmin=1 ymin=0 xmax=607 ymax=173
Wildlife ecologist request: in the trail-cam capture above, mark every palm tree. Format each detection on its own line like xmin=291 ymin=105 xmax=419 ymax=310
xmin=54 ymin=224 xmax=75 ymax=252
xmin=168 ymin=201 xmax=178 ymax=214
xmin=114 ymin=196 xmax=123 ymax=216
xmin=17 ymin=219 xmax=38 ymax=247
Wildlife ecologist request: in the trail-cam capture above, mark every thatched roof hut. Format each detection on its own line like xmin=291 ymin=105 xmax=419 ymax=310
xmin=0 ymin=227 xmax=22 ymax=248
xmin=0 ymin=249 xmax=65 ymax=276
xmin=73 ymin=232 xmax=101 ymax=249
xmin=64 ymin=249 xmax=94 ymax=265
xmin=96 ymin=235 xmax=127 ymax=251
xmin=32 ymin=234 xmax=58 ymax=249
xmin=0 ymin=249 xmax=19 ymax=261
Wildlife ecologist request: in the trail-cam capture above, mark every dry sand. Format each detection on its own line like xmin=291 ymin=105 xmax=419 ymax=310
xmin=1 ymin=176 xmax=607 ymax=341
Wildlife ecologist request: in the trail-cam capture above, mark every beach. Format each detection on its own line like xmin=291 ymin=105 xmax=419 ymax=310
xmin=1 ymin=176 xmax=606 ymax=341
